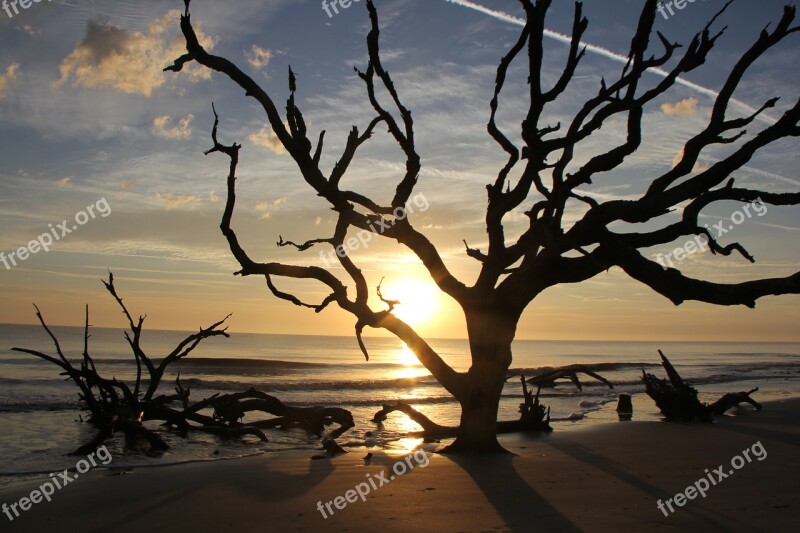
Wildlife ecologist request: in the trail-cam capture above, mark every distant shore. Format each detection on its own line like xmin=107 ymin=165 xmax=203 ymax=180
xmin=2 ymin=398 xmax=798 ymax=531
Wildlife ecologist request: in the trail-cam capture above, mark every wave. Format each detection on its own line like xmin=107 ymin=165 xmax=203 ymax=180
xmin=508 ymin=361 xmax=662 ymax=375
xmin=0 ymin=400 xmax=82 ymax=412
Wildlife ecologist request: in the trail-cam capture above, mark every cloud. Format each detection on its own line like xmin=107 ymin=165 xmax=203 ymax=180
xmin=248 ymin=125 xmax=285 ymax=154
xmin=155 ymin=192 xmax=202 ymax=209
xmin=0 ymin=63 xmax=19 ymax=99
xmin=255 ymin=197 xmax=285 ymax=220
xmin=672 ymin=148 xmax=710 ymax=173
xmin=256 ymin=198 xmax=285 ymax=210
xmin=152 ymin=113 xmax=194 ymax=139
xmin=16 ymin=25 xmax=41 ymax=36
xmin=444 ymin=0 xmax=774 ymax=124
xmin=246 ymin=45 xmax=273 ymax=70
xmin=54 ymin=10 xmax=216 ymax=96
xmin=661 ymin=97 xmax=698 ymax=116
xmin=209 ymin=191 xmax=221 ymax=203
xmin=56 ymin=177 xmax=72 ymax=187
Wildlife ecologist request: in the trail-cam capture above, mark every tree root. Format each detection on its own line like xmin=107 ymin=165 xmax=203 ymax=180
xmin=373 ymin=376 xmax=552 ymax=442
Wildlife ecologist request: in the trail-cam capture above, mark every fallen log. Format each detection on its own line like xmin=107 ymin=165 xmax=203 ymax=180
xmin=708 ymin=388 xmax=762 ymax=415
xmin=509 ymin=365 xmax=614 ymax=391
xmin=642 ymin=350 xmax=762 ymax=422
xmin=373 ymin=402 xmax=454 ymax=440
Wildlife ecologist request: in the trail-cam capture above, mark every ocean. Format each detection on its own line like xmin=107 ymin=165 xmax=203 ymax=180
xmin=1 ymin=323 xmax=798 ymax=484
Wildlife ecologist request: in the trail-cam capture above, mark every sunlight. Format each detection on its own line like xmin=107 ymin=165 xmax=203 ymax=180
xmin=383 ymin=278 xmax=440 ymax=328
xmin=396 ymin=344 xmax=421 ymax=367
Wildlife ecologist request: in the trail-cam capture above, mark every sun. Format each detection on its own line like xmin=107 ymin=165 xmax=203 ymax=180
xmin=382 ymin=277 xmax=439 ymax=327
xmin=396 ymin=344 xmax=421 ymax=367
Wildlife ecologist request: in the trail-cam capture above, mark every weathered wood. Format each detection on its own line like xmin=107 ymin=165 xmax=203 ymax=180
xmin=642 ymin=350 xmax=762 ymax=422
xmin=708 ymin=388 xmax=762 ymax=415
xmin=373 ymin=402 xmax=455 ymax=440
xmin=13 ymin=274 xmax=355 ymax=454
xmin=519 ymin=365 xmax=614 ymax=391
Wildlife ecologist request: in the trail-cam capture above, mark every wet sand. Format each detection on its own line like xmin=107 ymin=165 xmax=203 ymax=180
xmin=1 ymin=398 xmax=798 ymax=532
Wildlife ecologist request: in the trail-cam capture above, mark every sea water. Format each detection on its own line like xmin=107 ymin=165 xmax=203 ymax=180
xmin=1 ymin=323 xmax=798 ymax=483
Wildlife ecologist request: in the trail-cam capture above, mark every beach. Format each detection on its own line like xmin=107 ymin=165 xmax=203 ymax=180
xmin=1 ymin=398 xmax=797 ymax=532
xmin=4 ymin=325 xmax=799 ymax=475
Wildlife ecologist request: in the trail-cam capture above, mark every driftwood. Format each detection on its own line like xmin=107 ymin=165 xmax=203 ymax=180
xmin=13 ymin=273 xmax=354 ymax=454
xmin=373 ymin=376 xmax=551 ymax=441
xmin=373 ymin=402 xmax=454 ymax=440
xmin=642 ymin=350 xmax=761 ymax=422
xmin=708 ymin=389 xmax=762 ymax=415
xmin=517 ymin=365 xmax=614 ymax=391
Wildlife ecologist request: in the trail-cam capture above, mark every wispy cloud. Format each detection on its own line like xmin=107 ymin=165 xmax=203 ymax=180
xmin=442 ymin=0 xmax=775 ymax=123
xmin=662 ymin=97 xmax=698 ymax=116
xmin=152 ymin=113 xmax=194 ymax=139
xmin=255 ymin=197 xmax=285 ymax=220
xmin=15 ymin=24 xmax=41 ymax=35
xmin=0 ymin=63 xmax=19 ymax=99
xmin=246 ymin=45 xmax=273 ymax=70
xmin=155 ymin=192 xmax=202 ymax=209
xmin=248 ymin=125 xmax=285 ymax=153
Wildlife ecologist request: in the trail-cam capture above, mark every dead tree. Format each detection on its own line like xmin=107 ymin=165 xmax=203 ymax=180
xmin=642 ymin=350 xmax=762 ymax=421
xmin=164 ymin=0 xmax=800 ymax=452
xmin=13 ymin=274 xmax=354 ymax=454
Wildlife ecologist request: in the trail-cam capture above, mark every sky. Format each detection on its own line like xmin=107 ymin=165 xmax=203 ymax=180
xmin=0 ymin=0 xmax=798 ymax=342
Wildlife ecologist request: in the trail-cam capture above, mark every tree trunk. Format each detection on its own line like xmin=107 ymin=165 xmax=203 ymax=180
xmin=444 ymin=311 xmax=516 ymax=453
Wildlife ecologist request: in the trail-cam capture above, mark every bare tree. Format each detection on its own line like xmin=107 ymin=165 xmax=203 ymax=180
xmin=165 ymin=0 xmax=800 ymax=452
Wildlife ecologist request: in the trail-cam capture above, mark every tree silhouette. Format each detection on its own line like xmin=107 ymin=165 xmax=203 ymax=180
xmin=165 ymin=0 xmax=800 ymax=452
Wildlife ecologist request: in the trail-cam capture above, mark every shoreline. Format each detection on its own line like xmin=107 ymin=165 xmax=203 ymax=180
xmin=2 ymin=398 xmax=798 ymax=531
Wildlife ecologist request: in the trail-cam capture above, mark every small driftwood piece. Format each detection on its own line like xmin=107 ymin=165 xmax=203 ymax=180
xmin=708 ymin=388 xmax=762 ymax=415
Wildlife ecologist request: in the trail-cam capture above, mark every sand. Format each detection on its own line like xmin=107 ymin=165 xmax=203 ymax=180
xmin=1 ymin=398 xmax=798 ymax=532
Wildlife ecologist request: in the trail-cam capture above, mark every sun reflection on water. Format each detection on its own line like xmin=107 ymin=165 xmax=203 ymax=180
xmin=390 ymin=344 xmax=430 ymax=381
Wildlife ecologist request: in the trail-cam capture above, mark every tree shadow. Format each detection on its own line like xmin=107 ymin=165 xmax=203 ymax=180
xmin=445 ymin=452 xmax=578 ymax=531
xmin=540 ymin=437 xmax=741 ymax=529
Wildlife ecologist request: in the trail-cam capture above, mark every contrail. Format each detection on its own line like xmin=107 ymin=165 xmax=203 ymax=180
xmin=444 ymin=0 xmax=775 ymax=123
